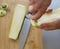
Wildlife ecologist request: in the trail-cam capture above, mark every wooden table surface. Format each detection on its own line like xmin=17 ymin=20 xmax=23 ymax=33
xmin=0 ymin=0 xmax=43 ymax=49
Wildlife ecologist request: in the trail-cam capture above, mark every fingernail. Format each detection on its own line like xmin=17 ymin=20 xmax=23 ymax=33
xmin=28 ymin=5 xmax=33 ymax=12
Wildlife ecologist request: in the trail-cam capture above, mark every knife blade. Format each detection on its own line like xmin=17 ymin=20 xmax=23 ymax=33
xmin=18 ymin=18 xmax=30 ymax=49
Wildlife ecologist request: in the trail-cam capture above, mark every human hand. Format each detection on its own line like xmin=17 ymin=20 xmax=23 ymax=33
xmin=39 ymin=19 xmax=60 ymax=30
xmin=28 ymin=0 xmax=51 ymax=20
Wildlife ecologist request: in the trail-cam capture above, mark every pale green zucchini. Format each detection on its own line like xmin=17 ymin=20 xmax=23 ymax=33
xmin=9 ymin=4 xmax=27 ymax=40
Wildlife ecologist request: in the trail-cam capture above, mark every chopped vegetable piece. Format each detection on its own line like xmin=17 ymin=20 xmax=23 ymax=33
xmin=1 ymin=3 xmax=8 ymax=10
xmin=0 ymin=10 xmax=6 ymax=17
xmin=9 ymin=4 xmax=27 ymax=40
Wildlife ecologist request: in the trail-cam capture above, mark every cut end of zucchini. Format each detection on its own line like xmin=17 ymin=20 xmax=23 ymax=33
xmin=9 ymin=4 xmax=27 ymax=40
xmin=30 ymin=19 xmax=38 ymax=26
xmin=30 ymin=8 xmax=60 ymax=27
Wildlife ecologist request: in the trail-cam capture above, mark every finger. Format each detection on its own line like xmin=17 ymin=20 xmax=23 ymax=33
xmin=28 ymin=2 xmax=40 ymax=13
xmin=40 ymin=22 xmax=56 ymax=30
xmin=42 ymin=26 xmax=57 ymax=30
xmin=30 ymin=7 xmax=47 ymax=20
xmin=46 ymin=9 xmax=53 ymax=13
xmin=42 ymin=26 xmax=56 ymax=30
xmin=40 ymin=23 xmax=51 ymax=29
xmin=28 ymin=1 xmax=43 ymax=13
xmin=29 ymin=0 xmax=35 ymax=4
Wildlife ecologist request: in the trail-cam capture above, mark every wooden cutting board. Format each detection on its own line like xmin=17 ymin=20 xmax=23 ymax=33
xmin=0 ymin=0 xmax=43 ymax=49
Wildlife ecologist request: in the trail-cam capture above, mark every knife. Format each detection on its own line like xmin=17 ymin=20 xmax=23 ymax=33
xmin=18 ymin=14 xmax=31 ymax=49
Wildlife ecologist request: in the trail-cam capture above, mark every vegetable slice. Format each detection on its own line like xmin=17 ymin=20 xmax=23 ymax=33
xmin=1 ymin=3 xmax=8 ymax=10
xmin=9 ymin=4 xmax=27 ymax=40
xmin=0 ymin=10 xmax=7 ymax=17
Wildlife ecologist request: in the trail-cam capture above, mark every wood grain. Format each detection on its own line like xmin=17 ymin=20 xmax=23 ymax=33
xmin=0 ymin=0 xmax=43 ymax=49
xmin=24 ymin=26 xmax=43 ymax=49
